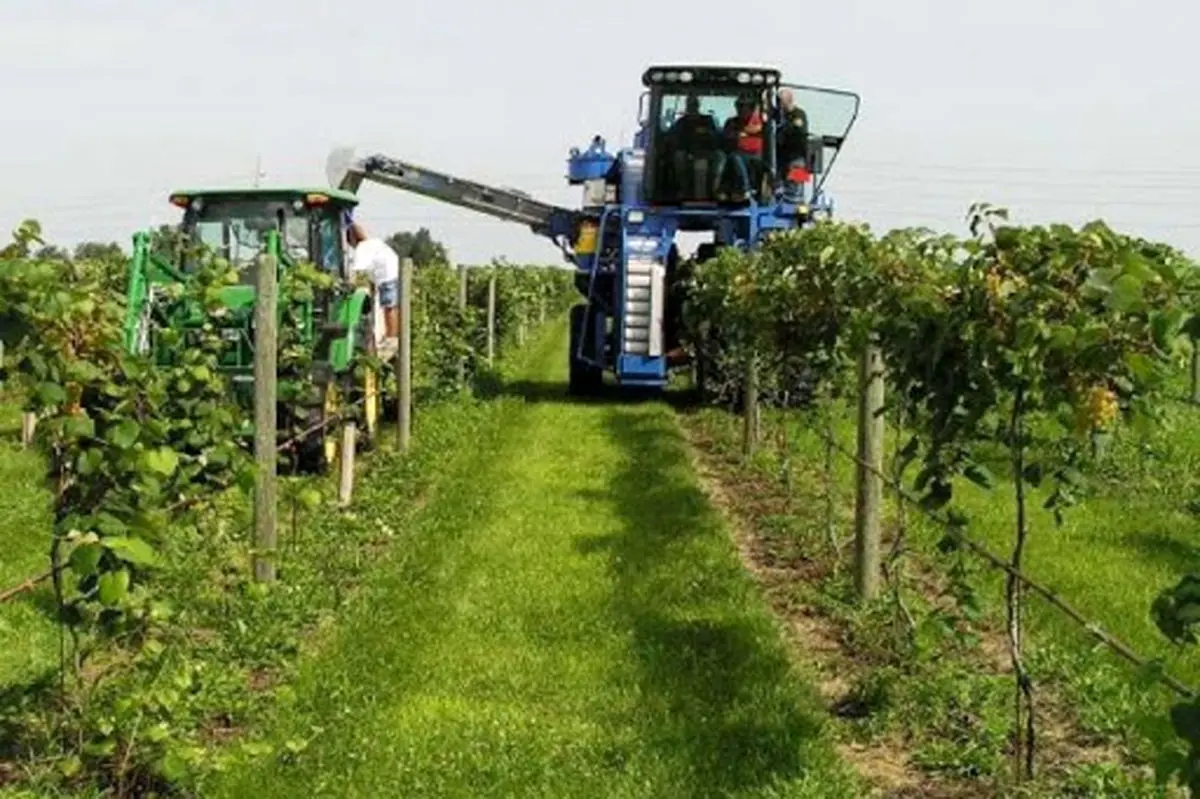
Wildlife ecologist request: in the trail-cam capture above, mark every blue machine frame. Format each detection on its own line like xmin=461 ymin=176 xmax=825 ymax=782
xmin=328 ymin=64 xmax=860 ymax=395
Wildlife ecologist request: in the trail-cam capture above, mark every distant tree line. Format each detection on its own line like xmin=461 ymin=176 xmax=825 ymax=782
xmin=12 ymin=223 xmax=453 ymax=270
xmin=384 ymin=227 xmax=448 ymax=267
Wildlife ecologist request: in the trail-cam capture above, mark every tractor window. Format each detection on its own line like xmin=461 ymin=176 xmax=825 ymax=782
xmin=182 ymin=199 xmax=296 ymax=280
xmin=282 ymin=215 xmax=311 ymax=264
xmin=191 ymin=216 xmax=272 ymax=272
xmin=314 ymin=213 xmax=344 ymax=277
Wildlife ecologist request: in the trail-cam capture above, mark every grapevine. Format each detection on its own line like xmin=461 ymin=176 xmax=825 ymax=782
xmin=683 ymin=206 xmax=1200 ymax=784
xmin=0 ymin=221 xmax=572 ymax=793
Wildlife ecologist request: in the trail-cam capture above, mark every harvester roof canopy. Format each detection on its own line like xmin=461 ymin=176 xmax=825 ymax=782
xmin=641 ymin=65 xmax=782 ymax=88
xmin=168 ymin=187 xmax=360 ymax=206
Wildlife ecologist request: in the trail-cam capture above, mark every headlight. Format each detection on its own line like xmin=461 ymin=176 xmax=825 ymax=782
xmin=665 ymin=71 xmax=679 ymax=82
xmin=737 ymin=72 xmax=750 ymax=84
xmin=751 ymin=73 xmax=764 ymax=84
xmin=679 ymin=70 xmax=693 ymax=82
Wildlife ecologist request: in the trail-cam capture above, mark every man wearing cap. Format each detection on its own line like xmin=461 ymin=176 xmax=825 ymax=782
xmin=346 ymin=221 xmax=400 ymax=357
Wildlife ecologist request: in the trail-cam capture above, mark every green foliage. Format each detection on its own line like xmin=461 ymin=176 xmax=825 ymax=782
xmin=410 ymin=261 xmax=573 ymax=397
xmin=9 ymin=246 xmax=252 ymax=637
xmin=683 ymin=208 xmax=1200 ymax=788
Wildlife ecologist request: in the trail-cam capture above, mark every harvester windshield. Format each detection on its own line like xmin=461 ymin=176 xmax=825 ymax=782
xmin=777 ymin=82 xmax=860 ymax=194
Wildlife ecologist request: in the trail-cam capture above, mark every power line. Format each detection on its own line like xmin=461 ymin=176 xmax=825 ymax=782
xmin=843 ymin=157 xmax=1200 ymax=177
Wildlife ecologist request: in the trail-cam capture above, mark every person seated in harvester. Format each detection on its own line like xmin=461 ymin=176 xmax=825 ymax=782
xmin=346 ymin=221 xmax=400 ymax=357
xmin=716 ymin=94 xmax=764 ymax=201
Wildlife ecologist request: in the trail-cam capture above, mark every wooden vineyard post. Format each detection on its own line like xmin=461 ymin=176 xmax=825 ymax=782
xmin=741 ymin=353 xmax=759 ymax=459
xmin=338 ymin=422 xmax=357 ymax=507
xmin=486 ymin=272 xmax=497 ymax=366
xmin=396 ymin=257 xmax=413 ymax=453
xmin=854 ymin=339 xmax=885 ymax=602
xmin=457 ymin=264 xmax=469 ymax=388
xmin=21 ymin=412 xmax=36 ymax=448
xmin=252 ymin=252 xmax=279 ymax=583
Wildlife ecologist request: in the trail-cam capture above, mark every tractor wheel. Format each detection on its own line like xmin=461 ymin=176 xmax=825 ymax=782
xmin=568 ymin=303 xmax=603 ymax=396
xmin=296 ymin=378 xmax=341 ymax=475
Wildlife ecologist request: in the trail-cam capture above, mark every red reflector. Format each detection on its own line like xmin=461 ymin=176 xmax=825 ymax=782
xmin=787 ymin=166 xmax=812 ymax=183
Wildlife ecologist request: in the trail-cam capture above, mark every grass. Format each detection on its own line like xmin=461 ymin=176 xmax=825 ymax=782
xmin=678 ymin=381 xmax=1200 ymax=793
xmin=206 ymin=324 xmax=861 ymax=798
xmin=0 ymin=391 xmax=57 ymax=690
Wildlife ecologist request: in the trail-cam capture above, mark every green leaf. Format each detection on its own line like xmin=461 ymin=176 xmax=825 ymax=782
xmin=1125 ymin=352 xmax=1158 ymax=384
xmin=1107 ymin=273 xmax=1144 ymax=313
xmin=1150 ymin=308 xmax=1185 ymax=350
xmin=963 ymin=464 xmax=993 ymax=490
xmin=68 ymin=543 xmax=104 ymax=577
xmin=64 ymin=415 xmax=95 ymax=440
xmin=108 ymin=419 xmax=140 ymax=450
xmin=97 ymin=568 xmax=130 ymax=607
xmin=157 ymin=750 xmax=190 ymax=783
xmin=1048 ymin=325 xmax=1077 ymax=350
xmin=144 ymin=447 xmax=180 ymax=477
xmin=77 ymin=448 xmax=105 ymax=476
xmin=36 ymin=382 xmax=66 ymax=405
xmin=105 ymin=536 xmax=157 ymax=567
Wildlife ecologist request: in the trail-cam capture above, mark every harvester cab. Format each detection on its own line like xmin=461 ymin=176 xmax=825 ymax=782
xmin=325 ymin=63 xmax=859 ymax=397
xmin=639 ymin=66 xmax=859 ymax=213
xmin=123 ymin=187 xmax=383 ymax=473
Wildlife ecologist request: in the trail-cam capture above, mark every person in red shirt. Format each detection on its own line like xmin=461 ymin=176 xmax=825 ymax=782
xmin=716 ymin=94 xmax=764 ymax=201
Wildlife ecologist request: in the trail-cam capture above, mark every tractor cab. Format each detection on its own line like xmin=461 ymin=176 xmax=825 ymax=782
xmin=123 ymin=186 xmax=383 ymax=473
xmin=148 ymin=188 xmax=366 ymax=374
xmin=169 ymin=187 xmax=359 ymax=279
xmin=639 ymin=65 xmax=860 ymax=208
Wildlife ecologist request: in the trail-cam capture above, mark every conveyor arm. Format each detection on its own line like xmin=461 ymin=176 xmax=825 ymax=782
xmin=327 ymin=148 xmax=577 ymax=242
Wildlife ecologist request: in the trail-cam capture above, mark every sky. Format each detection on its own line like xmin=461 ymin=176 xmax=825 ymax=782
xmin=2 ymin=0 xmax=1199 ymax=264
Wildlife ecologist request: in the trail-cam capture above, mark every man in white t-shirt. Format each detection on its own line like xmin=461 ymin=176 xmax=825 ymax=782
xmin=346 ymin=222 xmax=400 ymax=354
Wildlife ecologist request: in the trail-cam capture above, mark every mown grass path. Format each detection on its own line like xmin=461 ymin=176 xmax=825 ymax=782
xmin=209 ymin=323 xmax=858 ymax=798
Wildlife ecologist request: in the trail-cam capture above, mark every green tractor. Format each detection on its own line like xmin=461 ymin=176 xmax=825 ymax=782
xmin=122 ymin=187 xmax=384 ymax=474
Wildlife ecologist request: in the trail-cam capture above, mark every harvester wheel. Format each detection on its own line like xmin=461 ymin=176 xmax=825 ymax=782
xmin=568 ymin=303 xmax=603 ymax=396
